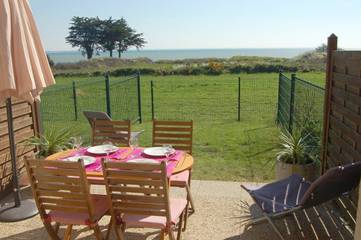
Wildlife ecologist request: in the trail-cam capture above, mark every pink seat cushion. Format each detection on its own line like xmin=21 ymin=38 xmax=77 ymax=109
xmin=47 ymin=195 xmax=109 ymax=225
xmin=170 ymin=170 xmax=189 ymax=187
xmin=122 ymin=198 xmax=187 ymax=229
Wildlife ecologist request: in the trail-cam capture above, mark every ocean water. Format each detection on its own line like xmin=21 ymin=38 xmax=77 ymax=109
xmin=47 ymin=48 xmax=312 ymax=64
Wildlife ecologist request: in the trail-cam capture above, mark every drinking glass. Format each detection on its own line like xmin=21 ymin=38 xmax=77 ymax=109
xmin=103 ymin=141 xmax=114 ymax=160
xmin=163 ymin=144 xmax=173 ymax=159
xmin=129 ymin=136 xmax=139 ymax=159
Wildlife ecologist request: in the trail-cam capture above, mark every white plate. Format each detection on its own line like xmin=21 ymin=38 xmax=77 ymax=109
xmin=87 ymin=145 xmax=119 ymax=155
xmin=127 ymin=158 xmax=159 ymax=164
xmin=143 ymin=147 xmax=175 ymax=157
xmin=63 ymin=156 xmax=96 ymax=166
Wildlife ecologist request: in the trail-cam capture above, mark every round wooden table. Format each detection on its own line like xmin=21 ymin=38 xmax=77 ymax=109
xmin=46 ymin=147 xmax=194 ymax=184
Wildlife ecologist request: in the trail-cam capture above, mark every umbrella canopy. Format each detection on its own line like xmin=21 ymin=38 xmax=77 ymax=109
xmin=0 ymin=0 xmax=55 ymax=103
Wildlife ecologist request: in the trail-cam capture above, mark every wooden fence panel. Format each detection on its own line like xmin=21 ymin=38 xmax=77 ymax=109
xmin=323 ymin=50 xmax=361 ymax=235
xmin=0 ymin=99 xmax=38 ymax=196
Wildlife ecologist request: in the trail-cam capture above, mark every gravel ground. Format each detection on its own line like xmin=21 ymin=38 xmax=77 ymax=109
xmin=0 ymin=180 xmax=299 ymax=240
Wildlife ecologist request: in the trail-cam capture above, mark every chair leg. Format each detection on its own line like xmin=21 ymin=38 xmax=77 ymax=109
xmin=92 ymin=224 xmax=103 ymax=240
xmin=185 ymin=184 xmax=195 ymax=213
xmin=43 ymin=222 xmax=62 ymax=240
xmin=105 ymin=217 xmax=113 ymax=240
xmin=64 ymin=225 xmax=73 ymax=240
xmin=177 ymin=211 xmax=184 ymax=240
xmin=54 ymin=222 xmax=60 ymax=234
xmin=113 ymin=222 xmax=125 ymax=240
xmin=182 ymin=201 xmax=189 ymax=231
xmin=160 ymin=229 xmax=165 ymax=240
xmin=168 ymin=227 xmax=176 ymax=240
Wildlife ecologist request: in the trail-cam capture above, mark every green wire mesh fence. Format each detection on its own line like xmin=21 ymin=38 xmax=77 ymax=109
xmin=149 ymin=76 xmax=278 ymax=123
xmin=40 ymin=74 xmax=141 ymax=141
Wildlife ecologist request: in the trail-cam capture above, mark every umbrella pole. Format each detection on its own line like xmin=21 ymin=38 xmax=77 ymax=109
xmin=6 ymin=98 xmax=21 ymax=206
xmin=0 ymin=98 xmax=38 ymax=222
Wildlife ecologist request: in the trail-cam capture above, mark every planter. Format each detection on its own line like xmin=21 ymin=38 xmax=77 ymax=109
xmin=275 ymin=158 xmax=319 ymax=182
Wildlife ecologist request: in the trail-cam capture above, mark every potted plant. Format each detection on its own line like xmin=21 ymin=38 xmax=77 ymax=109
xmin=275 ymin=128 xmax=319 ymax=181
xmin=19 ymin=128 xmax=74 ymax=186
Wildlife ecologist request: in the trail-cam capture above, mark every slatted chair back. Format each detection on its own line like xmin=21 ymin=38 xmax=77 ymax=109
xmin=152 ymin=120 xmax=193 ymax=154
xmin=92 ymin=119 xmax=131 ymax=146
xmin=102 ymin=161 xmax=171 ymax=223
xmin=24 ymin=158 xmax=95 ymax=222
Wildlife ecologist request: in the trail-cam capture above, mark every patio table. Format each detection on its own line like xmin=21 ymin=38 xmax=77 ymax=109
xmin=46 ymin=147 xmax=194 ymax=184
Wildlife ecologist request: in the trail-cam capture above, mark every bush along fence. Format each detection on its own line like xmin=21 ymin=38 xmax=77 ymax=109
xmin=148 ymin=76 xmax=278 ymax=123
xmin=40 ymin=73 xmax=142 ymax=126
xmin=277 ymin=72 xmax=325 ymax=156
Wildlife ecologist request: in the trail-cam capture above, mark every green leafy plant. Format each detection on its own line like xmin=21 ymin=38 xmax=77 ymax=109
xmin=277 ymin=128 xmax=315 ymax=165
xmin=23 ymin=128 xmax=74 ymax=157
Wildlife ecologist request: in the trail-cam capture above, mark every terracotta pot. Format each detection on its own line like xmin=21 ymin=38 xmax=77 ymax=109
xmin=275 ymin=157 xmax=319 ymax=182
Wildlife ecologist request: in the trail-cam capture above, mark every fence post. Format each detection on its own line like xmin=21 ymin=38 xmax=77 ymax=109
xmin=105 ymin=73 xmax=111 ymax=117
xmin=72 ymin=81 xmax=78 ymax=121
xmin=276 ymin=71 xmax=282 ymax=124
xmin=151 ymin=80 xmax=155 ymax=120
xmin=136 ymin=72 xmax=142 ymax=123
xmin=237 ymin=77 xmax=241 ymax=121
xmin=321 ymin=34 xmax=338 ymax=174
xmin=288 ymin=73 xmax=296 ymax=133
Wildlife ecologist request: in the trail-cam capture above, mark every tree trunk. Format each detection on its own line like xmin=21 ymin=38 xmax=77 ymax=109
xmin=118 ymin=50 xmax=121 ymax=58
xmin=109 ymin=50 xmax=113 ymax=57
xmin=85 ymin=47 xmax=93 ymax=59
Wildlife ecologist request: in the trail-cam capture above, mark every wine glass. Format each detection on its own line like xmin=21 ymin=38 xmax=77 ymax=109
xmin=73 ymin=136 xmax=83 ymax=150
xmin=163 ymin=144 xmax=173 ymax=159
xmin=103 ymin=141 xmax=114 ymax=160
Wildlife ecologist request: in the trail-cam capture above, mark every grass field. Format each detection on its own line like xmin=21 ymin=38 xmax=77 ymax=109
xmin=41 ymin=72 xmax=325 ymax=181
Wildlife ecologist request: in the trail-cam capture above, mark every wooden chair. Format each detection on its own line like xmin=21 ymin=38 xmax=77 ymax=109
xmin=102 ymin=161 xmax=187 ymax=240
xmin=24 ymin=158 xmax=111 ymax=240
xmin=92 ymin=119 xmax=131 ymax=147
xmin=152 ymin=120 xmax=194 ymax=230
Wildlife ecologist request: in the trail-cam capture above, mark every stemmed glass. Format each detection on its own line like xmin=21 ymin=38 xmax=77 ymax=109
xmin=102 ymin=141 xmax=114 ymax=160
xmin=70 ymin=136 xmax=83 ymax=156
xmin=163 ymin=144 xmax=174 ymax=163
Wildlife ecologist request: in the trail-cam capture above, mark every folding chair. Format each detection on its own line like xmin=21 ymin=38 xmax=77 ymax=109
xmin=152 ymin=120 xmax=195 ymax=230
xmin=83 ymin=111 xmax=144 ymax=140
xmin=241 ymin=161 xmax=361 ymax=240
xmin=25 ymin=158 xmax=111 ymax=240
xmin=102 ymin=161 xmax=187 ymax=240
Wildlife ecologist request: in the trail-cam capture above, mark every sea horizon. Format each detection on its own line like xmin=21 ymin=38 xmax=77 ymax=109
xmin=47 ymin=48 xmax=313 ymax=64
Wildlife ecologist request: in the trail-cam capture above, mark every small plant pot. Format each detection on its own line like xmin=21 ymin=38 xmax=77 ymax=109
xmin=275 ymin=158 xmax=319 ymax=182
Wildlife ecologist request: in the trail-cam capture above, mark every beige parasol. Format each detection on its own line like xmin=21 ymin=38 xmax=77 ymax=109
xmin=0 ymin=0 xmax=55 ymax=103
xmin=0 ymin=0 xmax=55 ymax=222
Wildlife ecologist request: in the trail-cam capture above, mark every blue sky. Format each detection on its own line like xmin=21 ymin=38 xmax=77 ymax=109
xmin=30 ymin=0 xmax=361 ymax=51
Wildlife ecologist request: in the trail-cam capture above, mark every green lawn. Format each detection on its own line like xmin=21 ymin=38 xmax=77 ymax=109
xmin=41 ymin=72 xmax=325 ymax=181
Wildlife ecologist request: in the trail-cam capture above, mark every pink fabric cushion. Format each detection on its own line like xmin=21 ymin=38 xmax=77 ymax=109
xmin=47 ymin=195 xmax=109 ymax=225
xmin=122 ymin=198 xmax=187 ymax=229
xmin=170 ymin=170 xmax=189 ymax=187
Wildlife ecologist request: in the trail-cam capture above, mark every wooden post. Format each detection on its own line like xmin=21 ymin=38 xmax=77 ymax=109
xmin=320 ymin=34 xmax=337 ymax=174
xmin=356 ymin=185 xmax=361 ymax=240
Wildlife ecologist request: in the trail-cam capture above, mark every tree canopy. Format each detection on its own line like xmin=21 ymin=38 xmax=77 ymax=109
xmin=66 ymin=16 xmax=146 ymax=59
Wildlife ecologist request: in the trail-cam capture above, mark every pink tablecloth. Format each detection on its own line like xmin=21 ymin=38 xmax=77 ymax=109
xmin=63 ymin=147 xmax=185 ymax=177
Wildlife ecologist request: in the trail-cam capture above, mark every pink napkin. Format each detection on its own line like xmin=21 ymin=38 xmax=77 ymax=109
xmin=124 ymin=148 xmax=185 ymax=176
xmin=61 ymin=147 xmax=185 ymax=177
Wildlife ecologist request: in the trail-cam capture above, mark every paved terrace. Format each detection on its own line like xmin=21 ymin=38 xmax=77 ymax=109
xmin=0 ymin=180 xmax=354 ymax=240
